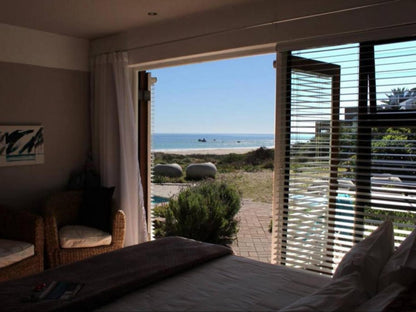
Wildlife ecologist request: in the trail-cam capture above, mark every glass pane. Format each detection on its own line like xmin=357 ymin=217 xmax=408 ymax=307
xmin=280 ymin=44 xmax=360 ymax=274
xmin=375 ymin=41 xmax=416 ymax=112
xmin=287 ymin=69 xmax=333 ymax=272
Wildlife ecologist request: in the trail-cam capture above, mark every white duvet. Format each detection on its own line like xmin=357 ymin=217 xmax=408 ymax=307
xmin=96 ymin=255 xmax=330 ymax=311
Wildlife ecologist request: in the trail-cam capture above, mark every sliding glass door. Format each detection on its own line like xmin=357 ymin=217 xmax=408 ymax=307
xmin=273 ymin=39 xmax=416 ymax=275
xmin=277 ymin=56 xmax=340 ymax=274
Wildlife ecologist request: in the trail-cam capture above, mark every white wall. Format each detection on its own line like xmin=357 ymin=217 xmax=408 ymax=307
xmin=90 ymin=0 xmax=416 ymax=67
xmin=0 ymin=23 xmax=89 ymax=71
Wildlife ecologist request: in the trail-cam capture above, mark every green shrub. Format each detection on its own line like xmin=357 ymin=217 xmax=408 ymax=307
xmin=153 ymin=181 xmax=241 ymax=245
xmin=262 ymin=161 xmax=274 ymax=170
xmin=152 ymin=175 xmax=168 ymax=184
xmin=152 ymin=175 xmax=186 ymax=184
xmin=153 ymin=147 xmax=276 ymax=175
xmin=246 ymin=146 xmax=274 ymax=165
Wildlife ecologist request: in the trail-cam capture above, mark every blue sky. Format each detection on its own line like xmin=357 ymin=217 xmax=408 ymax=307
xmin=151 ymin=53 xmax=276 ymax=134
xmin=151 ymin=41 xmax=415 ymax=134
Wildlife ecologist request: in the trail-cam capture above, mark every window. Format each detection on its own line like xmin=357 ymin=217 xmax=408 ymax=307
xmin=272 ymin=38 xmax=416 ymax=275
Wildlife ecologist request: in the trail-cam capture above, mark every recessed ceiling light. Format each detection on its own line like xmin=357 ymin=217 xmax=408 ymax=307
xmin=148 ymin=12 xmax=158 ymax=16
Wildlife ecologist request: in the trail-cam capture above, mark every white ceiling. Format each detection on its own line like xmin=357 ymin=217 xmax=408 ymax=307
xmin=0 ymin=0 xmax=255 ymax=39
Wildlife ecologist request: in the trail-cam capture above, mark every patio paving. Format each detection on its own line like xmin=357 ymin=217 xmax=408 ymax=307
xmin=231 ymin=199 xmax=272 ymax=263
xmin=152 ymin=183 xmax=273 ymax=263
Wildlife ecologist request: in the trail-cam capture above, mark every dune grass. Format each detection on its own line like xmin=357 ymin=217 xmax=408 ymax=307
xmin=153 ymin=147 xmax=274 ymax=203
xmin=217 ymin=170 xmax=273 ymax=203
xmin=154 ymin=147 xmax=274 ymax=173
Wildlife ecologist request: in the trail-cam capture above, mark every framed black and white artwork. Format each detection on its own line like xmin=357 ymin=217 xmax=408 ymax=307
xmin=0 ymin=125 xmax=44 ymax=166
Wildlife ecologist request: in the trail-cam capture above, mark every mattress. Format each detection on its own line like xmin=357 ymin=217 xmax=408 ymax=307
xmin=97 ymin=255 xmax=330 ymax=311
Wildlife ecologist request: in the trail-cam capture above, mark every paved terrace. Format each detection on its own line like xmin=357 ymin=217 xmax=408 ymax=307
xmin=153 ymin=183 xmax=272 ymax=263
xmin=231 ymin=199 xmax=272 ymax=263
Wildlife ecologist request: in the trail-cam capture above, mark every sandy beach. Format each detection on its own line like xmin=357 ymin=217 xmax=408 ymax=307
xmin=154 ymin=147 xmax=260 ymax=155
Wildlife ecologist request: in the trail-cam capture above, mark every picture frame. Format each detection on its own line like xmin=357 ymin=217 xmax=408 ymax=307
xmin=0 ymin=125 xmax=44 ymax=167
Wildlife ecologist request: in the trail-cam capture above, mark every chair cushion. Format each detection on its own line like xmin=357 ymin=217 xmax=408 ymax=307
xmin=333 ymin=220 xmax=394 ymax=297
xmin=79 ymin=187 xmax=115 ymax=232
xmin=0 ymin=239 xmax=34 ymax=268
xmin=59 ymin=225 xmax=112 ymax=248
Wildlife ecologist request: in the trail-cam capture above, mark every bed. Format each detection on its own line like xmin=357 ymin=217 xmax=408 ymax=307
xmin=97 ymin=251 xmax=330 ymax=311
xmin=0 ymin=234 xmax=414 ymax=311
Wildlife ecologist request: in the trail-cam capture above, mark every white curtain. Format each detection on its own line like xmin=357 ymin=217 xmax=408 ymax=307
xmin=90 ymin=52 xmax=147 ymax=246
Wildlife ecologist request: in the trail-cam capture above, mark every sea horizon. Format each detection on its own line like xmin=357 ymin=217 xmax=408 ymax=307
xmin=152 ymin=133 xmax=274 ymax=151
xmin=152 ymin=133 xmax=313 ymax=151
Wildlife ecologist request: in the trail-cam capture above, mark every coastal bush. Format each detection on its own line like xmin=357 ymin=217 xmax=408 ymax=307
xmin=153 ymin=181 xmax=241 ymax=245
xmin=154 ymin=147 xmax=275 ymax=175
xmin=152 ymin=147 xmax=275 ymax=185
xmin=262 ymin=161 xmax=274 ymax=170
xmin=154 ymin=153 xmax=191 ymax=167
xmin=246 ymin=146 xmax=274 ymax=166
xmin=152 ymin=175 xmax=186 ymax=184
xmin=153 ymin=175 xmax=167 ymax=184
xmin=218 ymin=153 xmax=246 ymax=171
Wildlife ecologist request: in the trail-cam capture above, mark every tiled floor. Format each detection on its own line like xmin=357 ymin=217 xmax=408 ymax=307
xmin=231 ymin=199 xmax=272 ymax=263
xmin=153 ymin=183 xmax=273 ymax=263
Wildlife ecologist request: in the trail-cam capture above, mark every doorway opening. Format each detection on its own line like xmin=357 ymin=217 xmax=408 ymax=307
xmin=139 ymin=53 xmax=276 ymax=263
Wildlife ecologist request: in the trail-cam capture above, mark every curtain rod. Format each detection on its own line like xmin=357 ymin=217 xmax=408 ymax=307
xmin=99 ymin=0 xmax=398 ymax=55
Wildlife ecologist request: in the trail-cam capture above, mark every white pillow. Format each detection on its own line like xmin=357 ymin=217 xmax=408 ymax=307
xmin=0 ymin=238 xmax=34 ymax=268
xmin=333 ymin=220 xmax=394 ymax=297
xmin=378 ymin=227 xmax=416 ymax=290
xmin=280 ymin=272 xmax=368 ymax=312
xmin=59 ymin=225 xmax=112 ymax=248
xmin=355 ymin=282 xmax=406 ymax=312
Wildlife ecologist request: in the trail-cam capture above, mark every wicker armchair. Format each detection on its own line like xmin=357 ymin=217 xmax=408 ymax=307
xmin=44 ymin=190 xmax=126 ymax=268
xmin=0 ymin=206 xmax=44 ymax=282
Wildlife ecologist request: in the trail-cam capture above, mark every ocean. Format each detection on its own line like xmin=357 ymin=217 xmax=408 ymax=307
xmin=152 ymin=133 xmax=275 ymax=151
xmin=152 ymin=133 xmax=314 ymax=151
